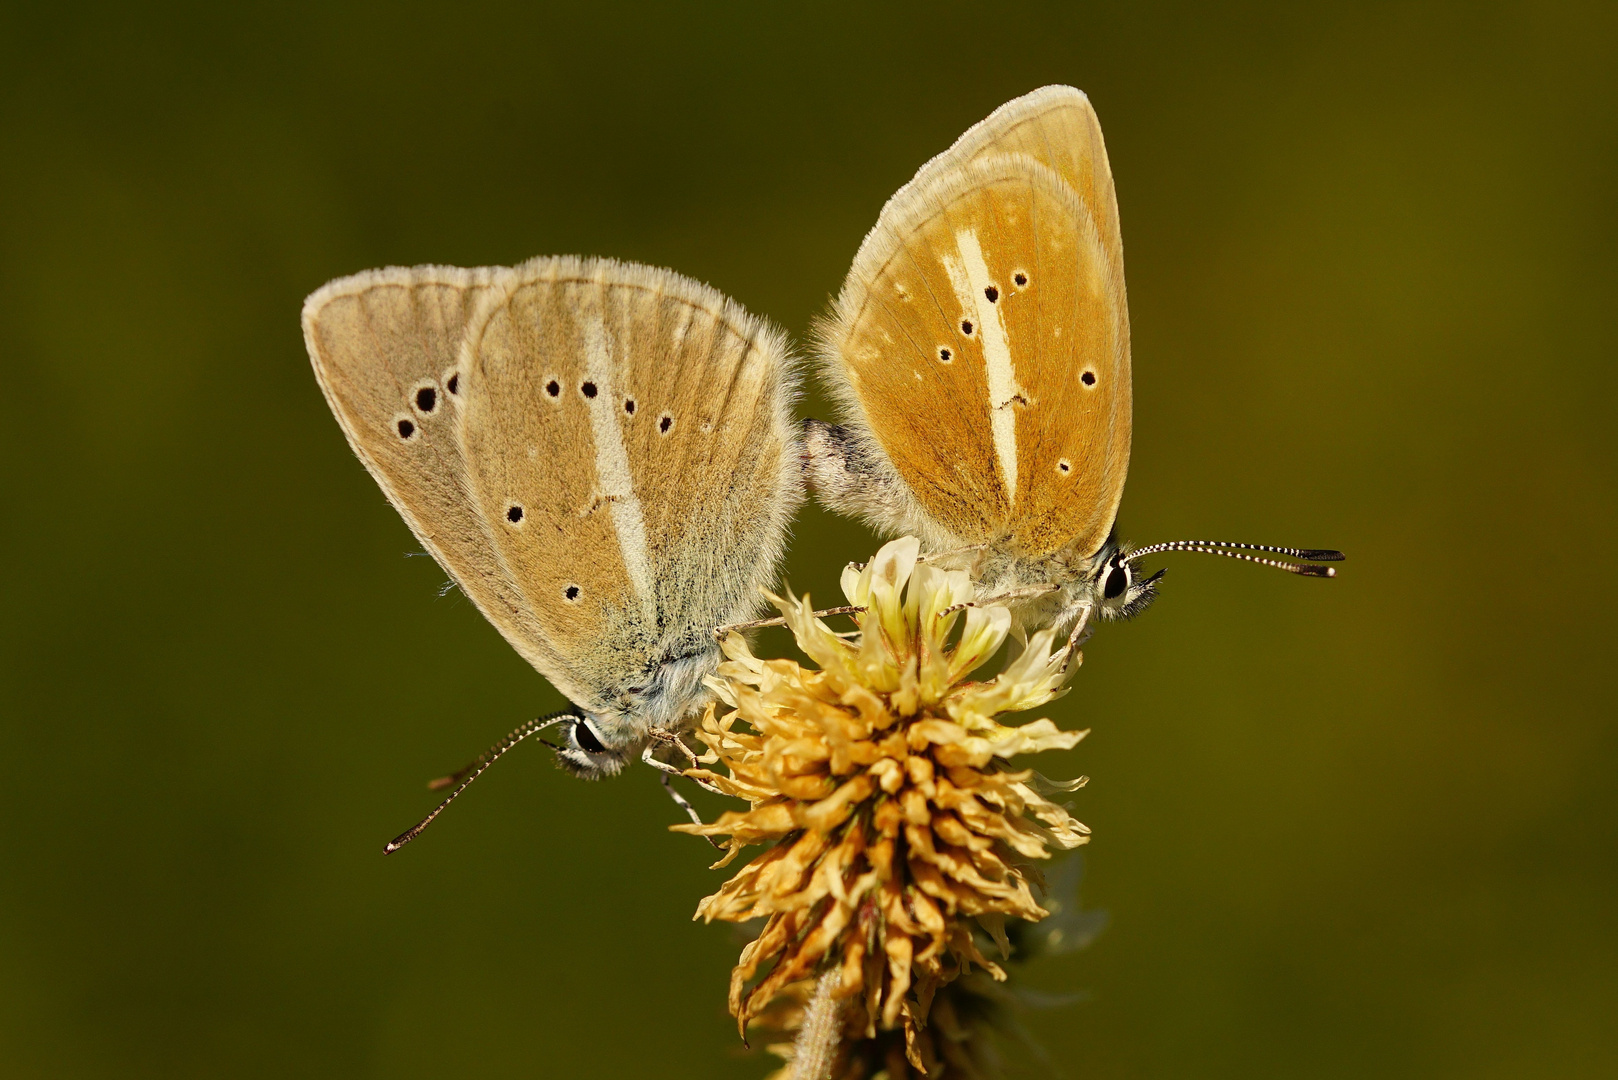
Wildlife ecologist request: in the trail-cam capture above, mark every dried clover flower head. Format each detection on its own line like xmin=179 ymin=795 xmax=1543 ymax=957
xmin=676 ymin=537 xmax=1092 ymax=1073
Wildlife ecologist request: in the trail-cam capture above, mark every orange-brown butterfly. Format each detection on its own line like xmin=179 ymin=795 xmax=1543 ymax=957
xmin=804 ymin=86 xmax=1341 ymax=654
xmin=304 ymin=258 xmax=801 ymax=849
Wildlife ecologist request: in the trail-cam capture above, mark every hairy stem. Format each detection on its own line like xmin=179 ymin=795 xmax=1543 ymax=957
xmin=791 ymin=969 xmax=843 ymax=1080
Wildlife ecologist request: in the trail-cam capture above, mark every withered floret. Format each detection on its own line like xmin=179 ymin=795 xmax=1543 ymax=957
xmin=676 ymin=538 xmax=1091 ymax=1072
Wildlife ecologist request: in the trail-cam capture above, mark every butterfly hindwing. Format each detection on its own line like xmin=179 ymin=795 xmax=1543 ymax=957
xmin=459 ymin=258 xmax=801 ymax=712
xmin=933 ymin=84 xmax=1125 ymax=295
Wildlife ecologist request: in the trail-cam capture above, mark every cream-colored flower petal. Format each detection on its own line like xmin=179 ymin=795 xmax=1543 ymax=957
xmin=988 ymin=718 xmax=1088 ymax=758
xmin=948 ymin=603 xmax=1012 ymax=686
xmin=839 ymin=559 xmax=864 ymax=608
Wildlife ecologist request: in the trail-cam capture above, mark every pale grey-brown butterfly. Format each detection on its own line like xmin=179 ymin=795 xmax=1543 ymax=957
xmin=804 ymin=85 xmax=1341 ymax=656
xmin=303 ymin=256 xmax=800 ymax=850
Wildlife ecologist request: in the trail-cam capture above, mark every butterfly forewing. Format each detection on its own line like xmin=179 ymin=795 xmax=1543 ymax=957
xmin=939 ymin=85 xmax=1125 ymax=293
xmin=459 ymin=258 xmax=800 ymax=703
xmin=301 ymin=267 xmax=569 ymax=681
xmin=955 ymin=89 xmax=1132 ymax=556
xmin=458 ymin=269 xmax=640 ymax=700
xmin=607 ymin=283 xmax=796 ymax=654
xmin=826 ymin=149 xmax=1129 ymax=559
xmin=1001 ymin=162 xmax=1130 ymax=559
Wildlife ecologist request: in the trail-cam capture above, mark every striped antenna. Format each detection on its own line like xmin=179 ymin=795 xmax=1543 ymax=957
xmin=1126 ymin=540 xmax=1345 ymax=578
xmin=383 ymin=710 xmax=577 ymax=854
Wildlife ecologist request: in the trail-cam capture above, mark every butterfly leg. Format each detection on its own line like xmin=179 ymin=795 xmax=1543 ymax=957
xmin=940 ymin=583 xmax=1060 ymax=617
xmin=647 ymin=727 xmax=707 ymax=769
xmin=845 ymin=544 xmax=990 ymax=574
xmin=1058 ymin=601 xmax=1095 ymax=673
xmin=639 ymin=742 xmax=684 ymax=776
xmin=713 ymin=605 xmax=865 ymax=640
xmin=659 ymin=771 xmax=721 ymax=849
xmin=643 ymin=733 xmax=728 ymax=799
xmin=918 ymin=544 xmax=989 ymax=573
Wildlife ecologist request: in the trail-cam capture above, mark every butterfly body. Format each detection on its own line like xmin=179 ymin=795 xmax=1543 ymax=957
xmin=304 ymin=256 xmax=801 ymax=777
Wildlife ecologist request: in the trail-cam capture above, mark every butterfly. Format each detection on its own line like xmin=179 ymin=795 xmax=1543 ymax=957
xmin=303 ymin=257 xmax=802 ymax=837
xmin=803 ymin=85 xmax=1341 ymax=654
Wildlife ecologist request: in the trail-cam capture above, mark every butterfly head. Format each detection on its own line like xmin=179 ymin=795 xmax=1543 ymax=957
xmin=1090 ymin=543 xmax=1165 ymax=622
xmin=554 ymin=714 xmax=632 ymax=779
xmin=1096 ymin=537 xmax=1346 ymax=625
xmin=552 ymin=646 xmax=719 ymax=779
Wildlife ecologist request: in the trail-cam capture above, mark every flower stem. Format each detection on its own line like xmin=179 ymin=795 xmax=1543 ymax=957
xmin=791 ymin=969 xmax=843 ymax=1080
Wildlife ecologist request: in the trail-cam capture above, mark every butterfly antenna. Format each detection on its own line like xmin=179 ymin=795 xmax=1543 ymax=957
xmin=1126 ymin=540 xmax=1345 ymax=578
xmin=383 ymin=710 xmax=577 ymax=854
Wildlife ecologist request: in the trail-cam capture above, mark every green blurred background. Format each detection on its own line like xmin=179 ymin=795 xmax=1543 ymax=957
xmin=3 ymin=2 xmax=1614 ymax=1076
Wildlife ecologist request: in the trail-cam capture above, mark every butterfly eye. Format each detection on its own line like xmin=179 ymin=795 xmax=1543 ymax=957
xmin=573 ymin=719 xmax=607 ymax=755
xmin=1104 ymin=566 xmax=1129 ymax=600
